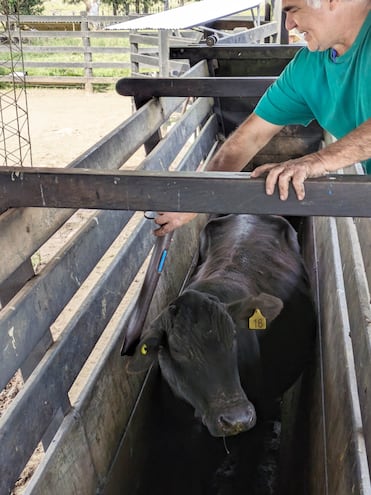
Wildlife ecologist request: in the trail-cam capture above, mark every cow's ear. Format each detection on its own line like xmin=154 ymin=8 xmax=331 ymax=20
xmin=125 ymin=318 xmax=165 ymax=374
xmin=227 ymin=292 xmax=283 ymax=328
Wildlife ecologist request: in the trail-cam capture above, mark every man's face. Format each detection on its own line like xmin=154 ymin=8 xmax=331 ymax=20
xmin=282 ymin=0 xmax=334 ymax=52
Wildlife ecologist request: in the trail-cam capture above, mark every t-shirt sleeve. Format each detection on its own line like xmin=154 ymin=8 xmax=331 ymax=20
xmin=254 ymin=49 xmax=315 ymax=127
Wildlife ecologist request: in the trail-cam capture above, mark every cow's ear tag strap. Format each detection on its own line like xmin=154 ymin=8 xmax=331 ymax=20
xmin=248 ymin=308 xmax=267 ymax=330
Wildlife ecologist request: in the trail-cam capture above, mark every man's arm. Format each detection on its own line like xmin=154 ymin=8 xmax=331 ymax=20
xmin=153 ymin=114 xmax=283 ymax=236
xmin=251 ymin=118 xmax=371 ymax=201
xmin=204 ymin=112 xmax=283 ymax=172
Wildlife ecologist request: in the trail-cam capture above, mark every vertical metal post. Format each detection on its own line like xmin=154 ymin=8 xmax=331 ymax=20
xmin=280 ymin=9 xmax=289 ymax=44
xmin=0 ymin=0 xmax=32 ymax=167
xmin=158 ymin=29 xmax=170 ymax=77
xmin=272 ymin=0 xmax=282 ymax=43
xmin=0 ymin=0 xmax=34 ymax=322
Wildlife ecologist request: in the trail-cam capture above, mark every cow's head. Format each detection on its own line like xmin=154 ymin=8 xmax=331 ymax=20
xmin=126 ymin=289 xmax=283 ymax=437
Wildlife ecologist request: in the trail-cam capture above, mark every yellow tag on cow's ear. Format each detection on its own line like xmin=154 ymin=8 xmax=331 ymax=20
xmin=248 ymin=309 xmax=267 ymax=330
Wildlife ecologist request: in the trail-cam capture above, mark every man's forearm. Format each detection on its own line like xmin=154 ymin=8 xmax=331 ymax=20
xmin=206 ymin=113 xmax=283 ymax=172
xmin=318 ymin=118 xmax=371 ymax=172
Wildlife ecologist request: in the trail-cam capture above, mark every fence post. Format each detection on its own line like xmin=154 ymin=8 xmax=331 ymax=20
xmin=81 ymin=13 xmax=93 ymax=92
xmin=130 ymin=31 xmax=139 ymax=76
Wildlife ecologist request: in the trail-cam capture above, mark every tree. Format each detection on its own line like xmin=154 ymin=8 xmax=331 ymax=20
xmin=1 ymin=0 xmax=44 ymax=15
xmin=66 ymin=0 xmax=161 ymax=15
xmin=99 ymin=0 xmax=155 ymax=15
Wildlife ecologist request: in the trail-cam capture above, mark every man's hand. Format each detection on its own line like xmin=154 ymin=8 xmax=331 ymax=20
xmin=153 ymin=212 xmax=198 ymax=237
xmin=251 ymin=153 xmax=329 ymax=200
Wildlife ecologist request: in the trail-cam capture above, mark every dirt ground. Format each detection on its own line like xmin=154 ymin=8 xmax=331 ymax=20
xmin=26 ymin=88 xmax=134 ymax=167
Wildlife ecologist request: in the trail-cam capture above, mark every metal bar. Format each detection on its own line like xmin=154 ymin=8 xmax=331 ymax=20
xmin=0 ymin=167 xmax=370 ymax=217
xmin=116 ymin=76 xmax=276 ymax=98
xmin=169 ymin=44 xmax=301 ymax=62
xmin=158 ymin=29 xmax=170 ymax=77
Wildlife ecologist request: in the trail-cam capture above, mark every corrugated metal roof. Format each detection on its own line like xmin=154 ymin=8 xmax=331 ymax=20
xmin=107 ymin=0 xmax=261 ymax=30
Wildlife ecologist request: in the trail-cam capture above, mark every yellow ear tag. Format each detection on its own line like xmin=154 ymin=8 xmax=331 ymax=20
xmin=140 ymin=344 xmax=148 ymax=355
xmin=248 ymin=309 xmax=267 ymax=330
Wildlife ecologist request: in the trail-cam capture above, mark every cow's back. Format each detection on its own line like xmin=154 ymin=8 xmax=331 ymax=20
xmin=192 ymin=214 xmax=316 ymax=405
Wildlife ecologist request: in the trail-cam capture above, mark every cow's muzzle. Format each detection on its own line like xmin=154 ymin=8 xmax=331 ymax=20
xmin=203 ymin=401 xmax=257 ymax=437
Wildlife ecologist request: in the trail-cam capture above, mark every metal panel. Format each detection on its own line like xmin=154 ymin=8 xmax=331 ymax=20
xmin=0 ymin=209 xmax=133 ymax=391
xmin=25 ymin=215 xmax=207 ymax=495
xmin=355 ymin=217 xmax=371 ymax=290
xmin=312 ymin=217 xmax=371 ymax=495
xmin=0 ymin=219 xmax=154 ymax=494
xmin=336 ymin=217 xmax=371 ymax=468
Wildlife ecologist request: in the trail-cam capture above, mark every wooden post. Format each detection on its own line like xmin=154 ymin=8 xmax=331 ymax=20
xmin=81 ymin=13 xmax=93 ymax=93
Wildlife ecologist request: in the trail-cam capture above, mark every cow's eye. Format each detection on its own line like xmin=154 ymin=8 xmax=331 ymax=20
xmin=140 ymin=344 xmax=148 ymax=355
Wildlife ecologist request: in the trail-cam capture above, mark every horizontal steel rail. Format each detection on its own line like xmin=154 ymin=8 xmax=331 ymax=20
xmin=116 ymin=76 xmax=276 ymax=98
xmin=0 ymin=167 xmax=370 ymax=217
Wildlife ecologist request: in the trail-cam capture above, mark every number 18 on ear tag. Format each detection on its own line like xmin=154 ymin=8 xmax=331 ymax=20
xmin=248 ymin=309 xmax=267 ymax=330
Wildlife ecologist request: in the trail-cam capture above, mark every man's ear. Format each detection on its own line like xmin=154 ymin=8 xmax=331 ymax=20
xmin=125 ymin=312 xmax=167 ymax=374
xmin=227 ymin=292 xmax=284 ymax=329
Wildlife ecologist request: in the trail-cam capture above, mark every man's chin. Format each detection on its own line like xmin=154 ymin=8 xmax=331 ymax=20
xmin=306 ymin=41 xmax=323 ymax=52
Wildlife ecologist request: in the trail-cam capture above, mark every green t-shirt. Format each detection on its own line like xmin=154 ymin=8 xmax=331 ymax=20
xmin=255 ymin=11 xmax=371 ymax=173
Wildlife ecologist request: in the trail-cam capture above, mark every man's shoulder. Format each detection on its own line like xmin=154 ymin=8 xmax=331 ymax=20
xmin=283 ymin=47 xmax=324 ymax=82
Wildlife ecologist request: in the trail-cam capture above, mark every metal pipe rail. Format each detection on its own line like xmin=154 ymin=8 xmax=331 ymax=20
xmin=116 ymin=76 xmax=277 ymax=98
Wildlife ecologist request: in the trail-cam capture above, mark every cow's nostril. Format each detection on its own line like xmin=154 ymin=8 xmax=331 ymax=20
xmin=218 ymin=413 xmax=253 ymax=428
xmin=219 ymin=414 xmax=232 ymax=427
xmin=217 ymin=407 xmax=256 ymax=434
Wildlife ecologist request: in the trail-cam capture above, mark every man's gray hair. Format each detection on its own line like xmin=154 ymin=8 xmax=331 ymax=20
xmin=305 ymin=0 xmax=368 ymax=6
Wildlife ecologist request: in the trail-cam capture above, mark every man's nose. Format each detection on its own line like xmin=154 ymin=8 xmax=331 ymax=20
xmin=285 ymin=13 xmax=297 ymax=31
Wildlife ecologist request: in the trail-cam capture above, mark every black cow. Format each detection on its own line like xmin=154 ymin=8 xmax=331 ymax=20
xmin=128 ymin=214 xmax=315 ymax=437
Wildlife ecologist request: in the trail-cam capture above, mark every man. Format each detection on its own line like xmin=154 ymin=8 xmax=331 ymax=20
xmin=153 ymin=0 xmax=371 ymax=237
